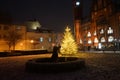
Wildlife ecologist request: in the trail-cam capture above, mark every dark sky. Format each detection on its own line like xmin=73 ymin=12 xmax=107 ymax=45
xmin=0 ymin=0 xmax=92 ymax=32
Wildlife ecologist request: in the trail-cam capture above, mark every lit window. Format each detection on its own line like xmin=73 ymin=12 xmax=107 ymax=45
xmin=88 ymin=39 xmax=92 ymax=44
xmin=80 ymin=39 xmax=82 ymax=44
xmin=108 ymin=36 xmax=114 ymax=42
xmin=101 ymin=37 xmax=105 ymax=42
xmin=98 ymin=43 xmax=102 ymax=49
xmin=40 ymin=37 xmax=43 ymax=42
xmin=16 ymin=26 xmax=21 ymax=30
xmin=94 ymin=31 xmax=97 ymax=36
xmin=107 ymin=27 xmax=113 ymax=34
xmin=94 ymin=37 xmax=99 ymax=43
xmin=87 ymin=32 xmax=91 ymax=37
xmin=100 ymin=29 xmax=104 ymax=34
xmin=48 ymin=37 xmax=52 ymax=42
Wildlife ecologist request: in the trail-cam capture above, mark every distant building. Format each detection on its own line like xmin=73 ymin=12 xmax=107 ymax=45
xmin=0 ymin=20 xmax=62 ymax=52
xmin=73 ymin=0 xmax=120 ymax=50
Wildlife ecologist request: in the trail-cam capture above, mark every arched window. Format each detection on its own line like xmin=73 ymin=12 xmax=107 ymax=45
xmin=94 ymin=37 xmax=99 ymax=43
xmin=88 ymin=39 xmax=92 ymax=44
xmin=48 ymin=37 xmax=52 ymax=42
xmin=101 ymin=37 xmax=105 ymax=42
xmin=87 ymin=32 xmax=91 ymax=37
xmin=100 ymin=29 xmax=104 ymax=34
xmin=108 ymin=36 xmax=114 ymax=42
xmin=107 ymin=27 xmax=113 ymax=34
xmin=40 ymin=37 xmax=43 ymax=42
xmin=94 ymin=31 xmax=97 ymax=36
xmin=80 ymin=39 xmax=82 ymax=44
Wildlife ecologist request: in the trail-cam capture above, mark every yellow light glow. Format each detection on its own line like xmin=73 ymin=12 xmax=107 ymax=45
xmin=60 ymin=26 xmax=78 ymax=55
xmin=20 ymin=43 xmax=23 ymax=46
xmin=87 ymin=32 xmax=91 ymax=37
xmin=94 ymin=31 xmax=97 ymax=36
xmin=30 ymin=40 xmax=34 ymax=43
xmin=94 ymin=37 xmax=99 ymax=43
xmin=88 ymin=39 xmax=92 ymax=44
xmin=80 ymin=39 xmax=82 ymax=44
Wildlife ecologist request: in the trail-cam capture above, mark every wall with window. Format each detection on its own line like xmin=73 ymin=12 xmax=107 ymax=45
xmin=25 ymin=32 xmax=56 ymax=51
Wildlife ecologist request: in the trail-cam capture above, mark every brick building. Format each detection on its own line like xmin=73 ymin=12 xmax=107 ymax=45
xmin=73 ymin=0 xmax=120 ymax=50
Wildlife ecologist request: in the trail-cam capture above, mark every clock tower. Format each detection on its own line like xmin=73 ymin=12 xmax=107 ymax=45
xmin=73 ymin=0 xmax=83 ymax=44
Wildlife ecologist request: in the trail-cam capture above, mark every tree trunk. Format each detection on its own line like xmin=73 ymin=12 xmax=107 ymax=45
xmin=13 ymin=44 xmax=15 ymax=50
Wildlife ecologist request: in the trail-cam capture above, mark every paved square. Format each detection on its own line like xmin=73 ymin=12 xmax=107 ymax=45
xmin=0 ymin=53 xmax=120 ymax=80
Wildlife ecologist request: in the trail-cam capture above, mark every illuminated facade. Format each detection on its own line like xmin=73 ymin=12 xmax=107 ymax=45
xmin=0 ymin=24 xmax=26 ymax=51
xmin=73 ymin=0 xmax=120 ymax=50
xmin=0 ymin=21 xmax=60 ymax=51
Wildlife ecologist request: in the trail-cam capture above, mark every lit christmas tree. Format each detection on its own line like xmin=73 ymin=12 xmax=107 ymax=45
xmin=60 ymin=26 xmax=78 ymax=56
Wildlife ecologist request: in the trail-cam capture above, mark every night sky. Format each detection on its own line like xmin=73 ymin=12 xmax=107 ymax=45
xmin=0 ymin=0 xmax=92 ymax=32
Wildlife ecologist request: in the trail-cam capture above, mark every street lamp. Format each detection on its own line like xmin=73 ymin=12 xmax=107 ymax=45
xmin=20 ymin=43 xmax=23 ymax=50
xmin=30 ymin=40 xmax=34 ymax=49
xmin=30 ymin=40 xmax=34 ymax=43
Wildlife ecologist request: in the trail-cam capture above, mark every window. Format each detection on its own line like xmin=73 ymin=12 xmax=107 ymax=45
xmin=80 ymin=39 xmax=82 ymax=44
xmin=108 ymin=36 xmax=114 ymax=42
xmin=98 ymin=43 xmax=102 ymax=49
xmin=88 ymin=39 xmax=92 ymax=44
xmin=87 ymin=32 xmax=91 ymax=37
xmin=100 ymin=29 xmax=104 ymax=34
xmin=16 ymin=26 xmax=21 ymax=30
xmin=48 ymin=37 xmax=52 ymax=42
xmin=107 ymin=27 xmax=113 ymax=34
xmin=94 ymin=37 xmax=99 ymax=43
xmin=94 ymin=31 xmax=97 ymax=36
xmin=101 ymin=37 xmax=105 ymax=42
xmin=40 ymin=37 xmax=43 ymax=42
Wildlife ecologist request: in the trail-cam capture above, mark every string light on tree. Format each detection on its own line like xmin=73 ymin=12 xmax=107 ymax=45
xmin=60 ymin=26 xmax=78 ymax=55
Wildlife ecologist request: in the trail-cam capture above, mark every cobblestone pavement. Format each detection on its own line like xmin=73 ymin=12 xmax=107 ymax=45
xmin=0 ymin=53 xmax=120 ymax=80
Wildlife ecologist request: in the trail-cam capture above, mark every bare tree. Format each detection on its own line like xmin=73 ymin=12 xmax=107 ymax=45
xmin=4 ymin=29 xmax=22 ymax=51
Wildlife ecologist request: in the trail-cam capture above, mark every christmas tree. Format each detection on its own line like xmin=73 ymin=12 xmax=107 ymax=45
xmin=60 ymin=26 xmax=78 ymax=56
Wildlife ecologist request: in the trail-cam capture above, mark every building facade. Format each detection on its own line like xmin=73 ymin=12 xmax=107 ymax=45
xmin=0 ymin=21 xmax=62 ymax=52
xmin=73 ymin=0 xmax=120 ymax=50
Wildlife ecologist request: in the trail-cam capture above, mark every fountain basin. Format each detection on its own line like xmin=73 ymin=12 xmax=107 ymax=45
xmin=25 ymin=57 xmax=85 ymax=73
